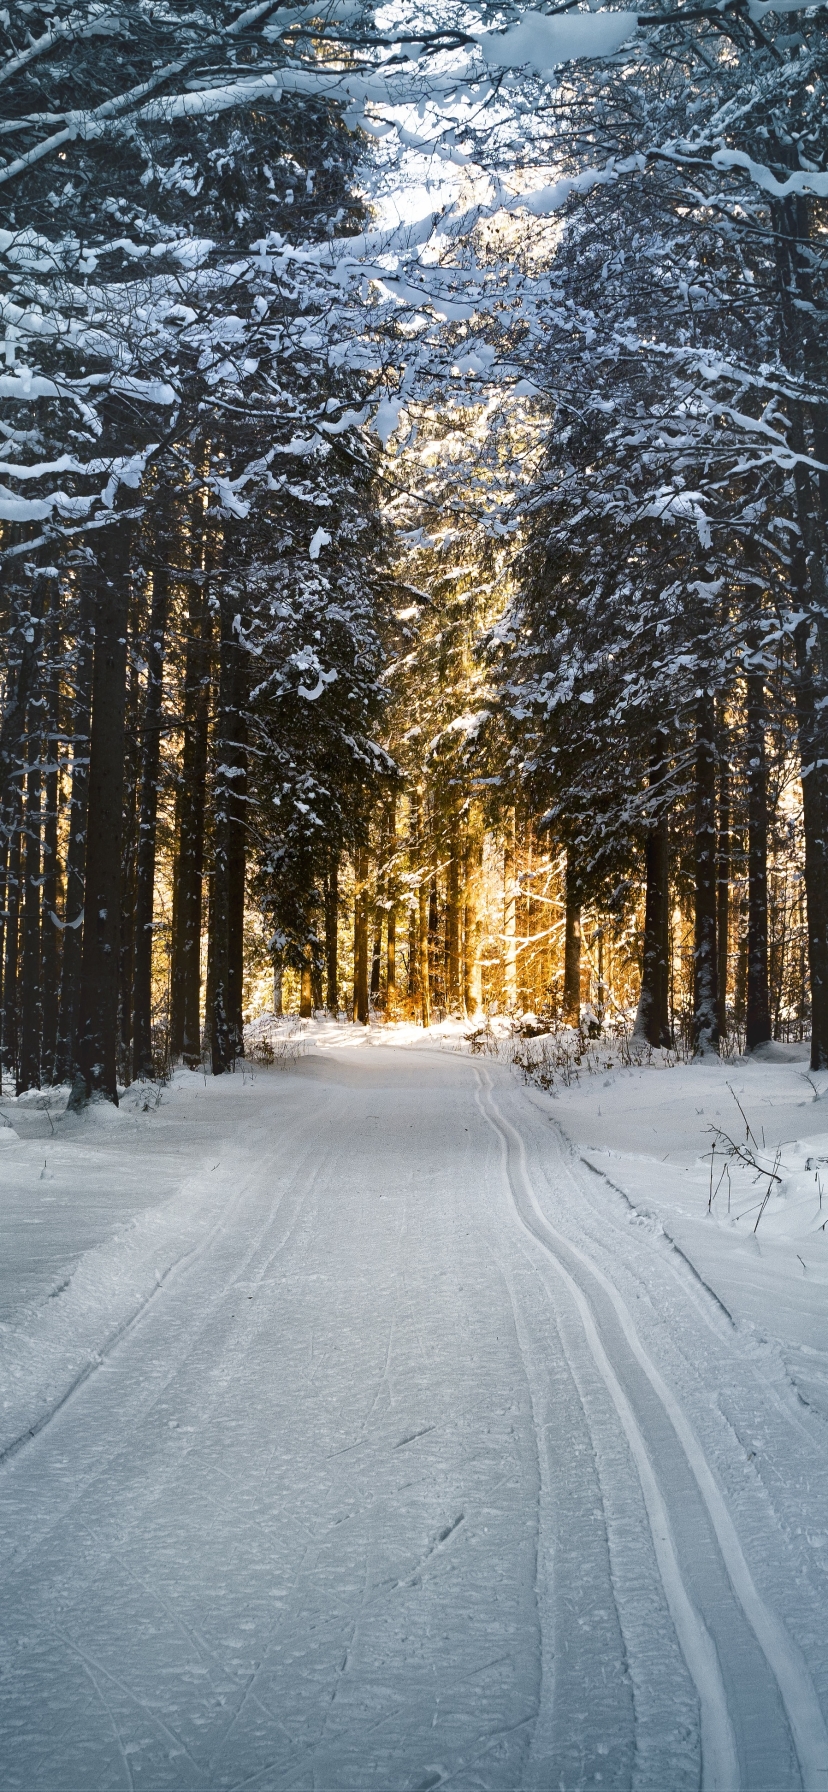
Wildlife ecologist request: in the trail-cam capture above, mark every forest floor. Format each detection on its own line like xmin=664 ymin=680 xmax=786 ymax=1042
xmin=1 ymin=1031 xmax=827 ymax=1791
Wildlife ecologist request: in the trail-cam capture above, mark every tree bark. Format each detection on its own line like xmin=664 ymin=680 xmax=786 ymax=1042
xmin=324 ymin=856 xmax=339 ymax=1012
xmin=170 ymin=584 xmax=211 ymax=1066
xmin=563 ymin=847 xmax=581 ymax=1024
xmin=370 ymin=906 xmax=383 ymax=1001
xmin=418 ymin=876 xmax=431 ymax=1027
xmin=633 ymin=741 xmax=671 ymax=1047
xmin=272 ymin=953 xmax=283 ymax=1016
xmin=72 ymin=523 xmax=132 ymax=1105
xmin=2 ymin=795 xmax=22 ymax=1083
xmin=745 ymin=647 xmax=771 ymax=1052
xmin=386 ymin=901 xmax=396 ymax=1018
xmin=17 ymin=712 xmax=42 ymax=1094
xmin=791 ymin=609 xmax=828 ymax=1067
xmin=716 ymin=732 xmax=730 ymax=1042
xmin=503 ymin=807 xmax=517 ymax=1010
xmin=131 ymin=564 xmax=171 ymax=1078
xmin=446 ymin=805 xmax=462 ymax=1013
xmin=207 ymin=597 xmax=246 ymax=1074
xmin=353 ymin=847 xmax=369 ymax=1024
xmin=53 ymin=584 xmax=94 ymax=1085
xmin=693 ymin=690 xmax=719 ymax=1055
xmin=463 ymin=810 xmax=483 ymax=1017
xmin=772 ymin=170 xmax=828 ymax=1067
xmin=40 ymin=589 xmax=61 ymax=1078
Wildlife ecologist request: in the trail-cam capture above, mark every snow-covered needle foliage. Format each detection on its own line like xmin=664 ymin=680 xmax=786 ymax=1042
xmin=1 ymin=0 xmax=827 ymax=1094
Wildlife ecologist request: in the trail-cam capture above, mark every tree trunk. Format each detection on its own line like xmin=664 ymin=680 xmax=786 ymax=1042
xmin=17 ymin=714 xmax=42 ymax=1094
xmin=272 ymin=953 xmax=283 ymax=1016
xmin=716 ymin=733 xmax=730 ymax=1042
xmin=418 ymin=876 xmax=431 ymax=1027
xmin=1 ymin=805 xmax=21 ymax=1084
xmin=116 ymin=581 xmax=143 ymax=1084
xmin=300 ymin=954 xmax=313 ymax=1018
xmin=563 ymin=847 xmax=581 ymax=1024
xmin=370 ymin=906 xmax=383 ymax=1001
xmin=72 ymin=524 xmax=132 ymax=1105
xmin=772 ymin=174 xmax=828 ymax=1067
xmin=53 ymin=585 xmax=94 ymax=1085
xmin=325 ymin=856 xmax=339 ymax=1012
xmin=791 ymin=609 xmax=828 ymax=1067
xmin=745 ymin=648 xmax=771 ymax=1052
xmin=131 ymin=565 xmax=171 ymax=1079
xmin=463 ymin=812 xmax=483 ymax=1017
xmin=633 ymin=741 xmax=670 ymax=1047
xmin=446 ymin=806 xmax=462 ymax=1013
xmin=428 ymin=877 xmax=440 ymax=1011
xmin=693 ymin=690 xmax=719 ymax=1055
xmin=170 ymin=584 xmax=211 ymax=1066
xmin=386 ymin=902 xmax=396 ymax=1018
xmin=503 ymin=807 xmax=517 ymax=1009
xmin=207 ymin=599 xmax=244 ymax=1075
xmin=353 ymin=848 xmax=369 ymax=1024
xmin=40 ymin=590 xmax=61 ymax=1078
xmin=407 ymin=789 xmax=420 ymax=1007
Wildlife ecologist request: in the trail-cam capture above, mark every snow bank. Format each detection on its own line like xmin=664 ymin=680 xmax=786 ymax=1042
xmin=0 ymin=1071 xmax=262 ymax=1463
xmin=509 ymin=1040 xmax=828 ymax=1415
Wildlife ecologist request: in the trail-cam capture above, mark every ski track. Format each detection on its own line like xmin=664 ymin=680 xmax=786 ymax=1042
xmin=475 ymin=1063 xmax=828 ymax=1792
xmin=0 ymin=1046 xmax=826 ymax=1790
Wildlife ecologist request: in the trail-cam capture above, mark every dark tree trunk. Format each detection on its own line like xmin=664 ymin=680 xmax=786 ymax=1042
xmin=0 ymin=828 xmax=7 ymax=1060
xmin=324 ymin=855 xmax=339 ymax=1012
xmin=418 ymin=874 xmax=430 ymax=1025
xmin=40 ymin=591 xmax=61 ymax=1077
xmin=170 ymin=585 xmax=211 ymax=1066
xmin=446 ymin=807 xmax=462 ymax=1012
xmin=72 ymin=524 xmax=132 ymax=1106
xmin=2 ymin=801 xmax=22 ymax=1083
xmin=428 ymin=877 xmax=440 ymax=1008
xmin=386 ymin=901 xmax=396 ymax=1017
xmin=633 ymin=740 xmax=671 ymax=1047
xmin=53 ymin=585 xmax=94 ymax=1085
xmin=207 ymin=598 xmax=247 ymax=1074
xmin=408 ymin=788 xmax=420 ymax=1005
xmin=227 ymin=790 xmax=247 ymax=1055
xmin=563 ymin=846 xmax=581 ymax=1024
xmin=0 ymin=596 xmax=40 ymax=824
xmin=227 ymin=638 xmax=248 ymax=1059
xmin=693 ymin=691 xmax=719 ymax=1055
xmin=18 ymin=722 xmax=42 ymax=1094
xmin=353 ymin=847 xmax=369 ymax=1024
xmin=131 ymin=565 xmax=171 ymax=1079
xmin=716 ymin=737 xmax=730 ymax=1042
xmin=117 ymin=578 xmax=144 ymax=1084
xmin=791 ymin=607 xmax=828 ymax=1068
xmin=745 ymin=648 xmax=771 ymax=1052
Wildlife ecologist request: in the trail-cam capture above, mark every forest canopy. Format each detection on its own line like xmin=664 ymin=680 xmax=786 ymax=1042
xmin=1 ymin=0 xmax=826 ymax=1096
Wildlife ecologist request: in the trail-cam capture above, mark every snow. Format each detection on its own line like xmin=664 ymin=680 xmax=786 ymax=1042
xmin=1 ymin=1035 xmax=827 ymax=1788
xmin=479 ymin=11 xmax=637 ymax=77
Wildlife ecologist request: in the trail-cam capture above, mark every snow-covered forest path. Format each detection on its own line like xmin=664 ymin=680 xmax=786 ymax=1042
xmin=2 ymin=1044 xmax=827 ymax=1792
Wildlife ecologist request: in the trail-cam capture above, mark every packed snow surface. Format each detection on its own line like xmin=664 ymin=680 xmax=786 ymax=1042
xmin=1 ymin=1030 xmax=827 ymax=1790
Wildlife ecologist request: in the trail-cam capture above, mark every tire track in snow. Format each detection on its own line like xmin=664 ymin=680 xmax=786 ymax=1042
xmin=476 ymin=1066 xmax=828 ymax=1792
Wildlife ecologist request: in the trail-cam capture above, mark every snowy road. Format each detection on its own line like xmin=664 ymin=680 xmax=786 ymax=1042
xmin=1 ymin=1044 xmax=828 ymax=1791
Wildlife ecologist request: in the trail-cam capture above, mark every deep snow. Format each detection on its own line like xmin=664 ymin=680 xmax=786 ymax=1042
xmin=0 ymin=1031 xmax=826 ymax=1790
